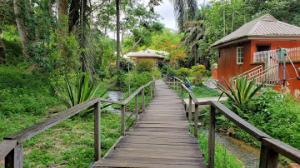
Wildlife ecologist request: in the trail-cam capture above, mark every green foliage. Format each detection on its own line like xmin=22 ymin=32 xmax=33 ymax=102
xmin=197 ymin=131 xmax=244 ymax=168
xmin=160 ymin=64 xmax=176 ymax=77
xmin=136 ymin=60 xmax=155 ymax=72
xmin=48 ymin=32 xmax=81 ymax=73
xmin=151 ymin=69 xmax=161 ymax=79
xmin=1 ymin=25 xmax=23 ymax=64
xmin=218 ymin=77 xmax=263 ymax=112
xmin=191 ymin=64 xmax=207 ymax=85
xmin=176 ymin=67 xmax=191 ymax=79
xmin=121 ymin=71 xmax=153 ymax=92
xmin=0 ymin=66 xmax=60 ymax=116
xmin=56 ymin=73 xmax=99 ymax=107
xmin=246 ymin=89 xmax=300 ymax=149
xmin=210 ymin=88 xmax=300 ymax=149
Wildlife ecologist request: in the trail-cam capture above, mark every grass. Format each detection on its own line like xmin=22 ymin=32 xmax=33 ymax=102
xmin=172 ymin=84 xmax=220 ymax=99
xmin=22 ymin=111 xmax=121 ymax=168
xmin=197 ymin=131 xmax=244 ymax=168
xmin=0 ymin=65 xmax=133 ymax=167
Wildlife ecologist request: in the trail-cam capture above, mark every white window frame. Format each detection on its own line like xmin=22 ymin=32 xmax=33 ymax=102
xmin=236 ymin=47 xmax=244 ymax=64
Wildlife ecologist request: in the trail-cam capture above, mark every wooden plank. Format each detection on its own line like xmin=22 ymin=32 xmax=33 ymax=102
xmin=94 ymin=159 xmax=203 ymax=168
xmin=262 ymin=138 xmax=300 ymax=164
xmin=0 ymin=140 xmax=16 ymax=160
xmin=94 ymin=80 xmax=205 ymax=168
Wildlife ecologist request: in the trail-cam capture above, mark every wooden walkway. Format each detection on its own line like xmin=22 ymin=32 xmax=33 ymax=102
xmin=93 ymin=80 xmax=206 ymax=168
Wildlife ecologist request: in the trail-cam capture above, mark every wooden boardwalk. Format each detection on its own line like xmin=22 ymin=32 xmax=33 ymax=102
xmin=93 ymin=80 xmax=206 ymax=168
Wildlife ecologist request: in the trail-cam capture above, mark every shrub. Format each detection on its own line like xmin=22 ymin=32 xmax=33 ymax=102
xmin=0 ymin=66 xmax=59 ymax=115
xmin=136 ymin=60 xmax=155 ymax=72
xmin=191 ymin=64 xmax=207 ymax=85
xmin=151 ymin=69 xmax=161 ymax=79
xmin=119 ymin=57 xmax=134 ymax=72
xmin=160 ymin=64 xmax=176 ymax=77
xmin=122 ymin=71 xmax=152 ymax=92
xmin=176 ymin=67 xmax=191 ymax=79
xmin=218 ymin=77 xmax=263 ymax=113
xmin=54 ymin=73 xmax=99 ymax=107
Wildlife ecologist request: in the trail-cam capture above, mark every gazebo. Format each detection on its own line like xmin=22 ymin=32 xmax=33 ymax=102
xmin=124 ymin=49 xmax=168 ymax=65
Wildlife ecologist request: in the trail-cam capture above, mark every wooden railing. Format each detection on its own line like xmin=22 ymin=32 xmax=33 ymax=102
xmin=165 ymin=76 xmax=300 ymax=168
xmin=253 ymin=47 xmax=300 ymax=63
xmin=0 ymin=80 xmax=155 ymax=168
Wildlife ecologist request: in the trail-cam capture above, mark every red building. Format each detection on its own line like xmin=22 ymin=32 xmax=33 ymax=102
xmin=212 ymin=14 xmax=300 ymax=98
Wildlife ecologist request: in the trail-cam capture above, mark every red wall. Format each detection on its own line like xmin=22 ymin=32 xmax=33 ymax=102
xmin=217 ymin=39 xmax=300 ymax=98
xmin=217 ymin=41 xmax=258 ymax=84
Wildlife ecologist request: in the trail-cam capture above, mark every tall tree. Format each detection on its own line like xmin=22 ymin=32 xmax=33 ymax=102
xmin=13 ymin=0 xmax=30 ymax=58
xmin=116 ymin=0 xmax=120 ymax=69
xmin=172 ymin=0 xmax=198 ymax=32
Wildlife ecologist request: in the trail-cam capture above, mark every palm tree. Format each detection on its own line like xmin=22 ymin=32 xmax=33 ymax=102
xmin=171 ymin=0 xmax=198 ymax=32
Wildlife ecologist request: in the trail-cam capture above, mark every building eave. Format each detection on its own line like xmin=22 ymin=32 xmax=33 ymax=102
xmin=212 ymin=36 xmax=300 ymax=49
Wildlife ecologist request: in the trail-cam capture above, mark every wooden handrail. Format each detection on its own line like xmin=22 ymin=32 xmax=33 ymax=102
xmin=165 ymin=76 xmax=300 ymax=168
xmin=0 ymin=79 xmax=156 ymax=168
xmin=5 ymin=98 xmax=100 ymax=142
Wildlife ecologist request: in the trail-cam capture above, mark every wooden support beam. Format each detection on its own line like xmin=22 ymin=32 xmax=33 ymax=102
xmin=135 ymin=95 xmax=139 ymax=121
xmin=208 ymin=105 xmax=216 ymax=168
xmin=194 ymin=104 xmax=199 ymax=137
xmin=188 ymin=95 xmax=192 ymax=123
xmin=142 ymin=88 xmax=145 ymax=113
xmin=5 ymin=144 xmax=23 ymax=168
xmin=121 ymin=105 xmax=126 ymax=136
xmin=94 ymin=102 xmax=101 ymax=161
xmin=259 ymin=144 xmax=279 ymax=168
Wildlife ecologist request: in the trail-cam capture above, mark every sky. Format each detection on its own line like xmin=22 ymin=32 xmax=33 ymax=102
xmin=154 ymin=0 xmax=178 ymax=31
xmin=107 ymin=0 xmax=206 ymax=38
xmin=153 ymin=0 xmax=207 ymax=31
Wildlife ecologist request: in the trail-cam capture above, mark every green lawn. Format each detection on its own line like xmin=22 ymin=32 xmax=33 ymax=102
xmin=0 ymin=65 xmax=135 ymax=167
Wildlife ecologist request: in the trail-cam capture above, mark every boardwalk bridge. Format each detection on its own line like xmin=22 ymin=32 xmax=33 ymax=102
xmin=1 ymin=78 xmax=300 ymax=168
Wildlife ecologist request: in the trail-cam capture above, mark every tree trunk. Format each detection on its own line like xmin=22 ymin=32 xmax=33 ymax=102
xmin=80 ymin=0 xmax=87 ymax=72
xmin=116 ymin=0 xmax=121 ymax=70
xmin=57 ymin=0 xmax=68 ymax=32
xmin=69 ymin=0 xmax=80 ymax=32
xmin=13 ymin=0 xmax=30 ymax=58
xmin=0 ymin=29 xmax=5 ymax=64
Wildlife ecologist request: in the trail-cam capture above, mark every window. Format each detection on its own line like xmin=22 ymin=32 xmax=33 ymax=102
xmin=256 ymin=45 xmax=271 ymax=52
xmin=236 ymin=47 xmax=244 ymax=64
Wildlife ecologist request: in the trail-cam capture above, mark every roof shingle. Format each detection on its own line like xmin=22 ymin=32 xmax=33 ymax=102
xmin=212 ymin=14 xmax=300 ymax=47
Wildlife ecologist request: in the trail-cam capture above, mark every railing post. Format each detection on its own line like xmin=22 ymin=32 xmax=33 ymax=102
xmin=5 ymin=143 xmax=23 ymax=168
xmin=208 ymin=105 xmax=216 ymax=168
xmin=150 ymin=84 xmax=153 ymax=99
xmin=173 ymin=77 xmax=175 ymax=89
xmin=180 ymin=84 xmax=183 ymax=98
xmin=142 ymin=88 xmax=145 ymax=113
xmin=94 ymin=102 xmax=101 ymax=161
xmin=259 ymin=142 xmax=279 ymax=168
xmin=152 ymin=81 xmax=155 ymax=97
xmin=188 ymin=95 xmax=192 ymax=123
xmin=135 ymin=95 xmax=139 ymax=121
xmin=194 ymin=104 xmax=199 ymax=137
xmin=121 ymin=105 xmax=126 ymax=136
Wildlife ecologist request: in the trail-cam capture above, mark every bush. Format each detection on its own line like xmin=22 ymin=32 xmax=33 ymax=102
xmin=136 ymin=60 xmax=155 ymax=72
xmin=151 ymin=69 xmax=161 ymax=79
xmin=121 ymin=71 xmax=152 ymax=92
xmin=212 ymin=88 xmax=300 ymax=149
xmin=0 ymin=66 xmax=60 ymax=116
xmin=176 ymin=67 xmax=191 ymax=79
xmin=119 ymin=58 xmax=134 ymax=72
xmin=191 ymin=64 xmax=207 ymax=85
xmin=160 ymin=64 xmax=176 ymax=77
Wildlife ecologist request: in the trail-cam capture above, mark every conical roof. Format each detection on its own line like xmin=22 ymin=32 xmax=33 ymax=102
xmin=212 ymin=14 xmax=300 ymax=47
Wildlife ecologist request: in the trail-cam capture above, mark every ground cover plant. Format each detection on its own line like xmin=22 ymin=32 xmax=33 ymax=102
xmin=197 ymin=131 xmax=244 ymax=168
